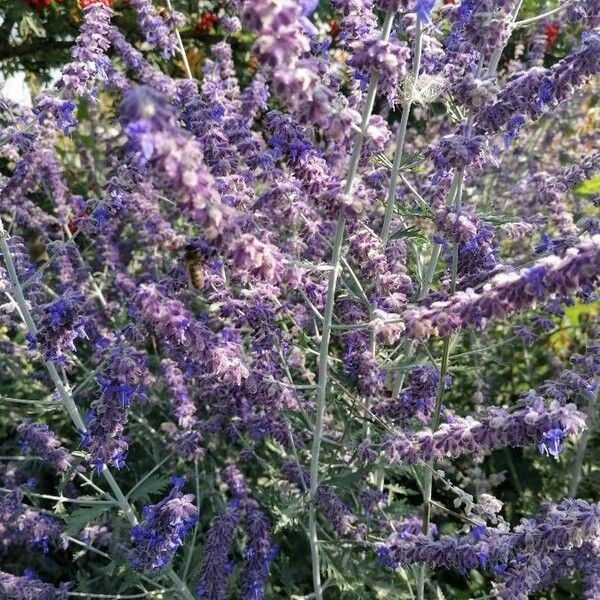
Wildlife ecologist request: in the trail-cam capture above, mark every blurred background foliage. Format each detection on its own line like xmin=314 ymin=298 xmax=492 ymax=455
xmin=0 ymin=0 xmax=584 ymax=93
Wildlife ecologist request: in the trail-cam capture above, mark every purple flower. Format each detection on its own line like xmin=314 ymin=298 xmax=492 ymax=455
xmin=33 ymin=292 xmax=87 ymax=363
xmin=538 ymin=429 xmax=565 ymax=459
xmin=84 ymin=344 xmax=150 ymax=471
xmin=128 ymin=0 xmax=179 ymax=58
xmin=161 ymin=359 xmax=197 ymax=429
xmin=399 ymin=236 xmax=600 ymax=341
xmin=130 ymin=476 xmax=197 ymax=571
xmin=196 ymin=502 xmax=241 ymax=600
xmin=240 ymin=499 xmax=274 ymax=600
xmin=382 ymin=396 xmax=586 ymax=465
xmin=60 ymin=3 xmax=112 ymax=97
xmin=17 ymin=422 xmax=72 ymax=474
xmin=0 ymin=569 xmax=70 ymax=600
xmin=0 ymin=494 xmax=64 ymax=554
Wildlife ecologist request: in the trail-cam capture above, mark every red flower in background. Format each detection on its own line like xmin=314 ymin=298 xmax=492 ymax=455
xmin=195 ymin=12 xmax=219 ymax=36
xmin=328 ymin=19 xmax=340 ymax=39
xmin=24 ymin=0 xmax=56 ymax=10
xmin=79 ymin=0 xmax=112 ymax=7
xmin=544 ymin=22 xmax=560 ymax=48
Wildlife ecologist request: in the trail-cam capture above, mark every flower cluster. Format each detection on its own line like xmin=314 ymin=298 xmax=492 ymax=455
xmin=382 ymin=395 xmax=586 ymax=464
xmin=130 ymin=476 xmax=197 ymax=571
xmin=17 ymin=422 xmax=72 ymax=474
xmin=398 ymin=236 xmax=600 ymax=341
xmin=84 ymin=344 xmax=150 ymax=471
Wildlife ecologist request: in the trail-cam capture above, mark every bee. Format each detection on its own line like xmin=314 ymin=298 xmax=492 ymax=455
xmin=184 ymin=243 xmax=205 ymax=290
xmin=25 ymin=229 xmax=49 ymax=266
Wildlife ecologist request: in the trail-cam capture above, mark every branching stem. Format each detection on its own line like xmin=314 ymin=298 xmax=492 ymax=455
xmin=308 ymin=11 xmax=395 ymax=600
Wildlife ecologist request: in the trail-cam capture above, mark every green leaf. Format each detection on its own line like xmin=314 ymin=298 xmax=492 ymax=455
xmin=575 ymin=173 xmax=600 ymax=195
xmin=19 ymin=14 xmax=45 ymax=39
xmin=64 ymin=505 xmax=110 ymax=535
xmin=129 ymin=475 xmax=171 ymax=504
xmin=398 ymin=151 xmax=425 ymax=172
xmin=388 ymin=225 xmax=430 ymax=243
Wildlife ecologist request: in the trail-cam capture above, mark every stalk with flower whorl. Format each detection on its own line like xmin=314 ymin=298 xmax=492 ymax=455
xmin=394 ymin=236 xmax=600 ymax=342
xmin=17 ymin=422 xmax=72 ymax=474
xmin=31 ymin=291 xmax=87 ymax=363
xmin=241 ymin=0 xmax=360 ymax=137
xmin=239 ymin=498 xmax=276 ymax=600
xmin=0 ymin=493 xmax=65 ymax=554
xmin=382 ymin=395 xmax=586 ymax=465
xmin=0 ymin=569 xmax=71 ymax=600
xmin=222 ymin=466 xmax=276 ymax=599
xmin=60 ymin=2 xmax=112 ymax=98
xmin=107 ymin=28 xmax=178 ymax=100
xmin=130 ymin=476 xmax=197 ymax=571
xmin=375 ymin=365 xmax=444 ymax=424
xmin=492 ymin=543 xmax=600 ymax=600
xmin=196 ymin=501 xmax=241 ymax=600
xmin=477 ymin=35 xmax=600 ymax=136
xmin=119 ymin=85 xmax=232 ymax=242
xmin=84 ymin=344 xmax=150 ymax=472
xmin=161 ymin=359 xmax=197 ymax=430
xmin=379 ymin=499 xmax=600 ymax=575
xmin=127 ymin=0 xmax=181 ymax=58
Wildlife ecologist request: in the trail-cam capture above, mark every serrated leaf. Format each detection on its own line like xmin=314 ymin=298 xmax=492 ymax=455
xmin=388 ymin=225 xmax=430 ymax=243
xmin=64 ymin=504 xmax=110 ymax=535
xmin=19 ymin=14 xmax=45 ymax=39
xmin=398 ymin=151 xmax=424 ymax=172
xmin=129 ymin=475 xmax=170 ymax=504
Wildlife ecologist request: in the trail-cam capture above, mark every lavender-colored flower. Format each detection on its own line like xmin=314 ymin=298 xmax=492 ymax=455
xmin=376 ymin=365 xmax=442 ymax=423
xmin=60 ymin=3 xmax=112 ymax=97
xmin=161 ymin=359 xmax=196 ymax=429
xmin=17 ymin=422 xmax=72 ymax=474
xmin=84 ymin=344 xmax=149 ymax=471
xmin=380 ymin=499 xmax=600 ymax=578
xmin=131 ymin=476 xmax=197 ymax=571
xmin=0 ymin=569 xmax=70 ymax=600
xmin=222 ymin=465 xmax=251 ymax=500
xmin=128 ymin=0 xmax=179 ymax=58
xmin=196 ymin=502 xmax=241 ymax=600
xmin=398 ymin=236 xmax=600 ymax=341
xmin=566 ymin=0 xmax=600 ymax=28
xmin=0 ymin=494 xmax=64 ymax=554
xmin=120 ymin=86 xmax=231 ymax=241
xmin=240 ymin=499 xmax=275 ymax=600
xmin=33 ymin=292 xmax=87 ymax=363
xmin=427 ymin=132 xmax=488 ymax=172
xmin=537 ymin=428 xmax=565 ymax=459
xmin=383 ymin=396 xmax=586 ymax=465
xmin=108 ymin=28 xmax=178 ymax=99
xmin=348 ymin=36 xmax=410 ymax=104
xmin=343 ymin=332 xmax=384 ymax=397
